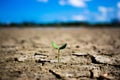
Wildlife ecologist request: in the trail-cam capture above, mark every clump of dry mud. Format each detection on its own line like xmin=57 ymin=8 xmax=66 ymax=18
xmin=0 ymin=28 xmax=120 ymax=80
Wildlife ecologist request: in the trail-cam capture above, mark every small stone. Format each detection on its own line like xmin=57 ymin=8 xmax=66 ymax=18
xmin=16 ymin=56 xmax=28 ymax=62
xmin=93 ymin=55 xmax=111 ymax=64
xmin=35 ymin=59 xmax=50 ymax=63
xmin=34 ymin=53 xmax=48 ymax=61
xmin=92 ymin=69 xmax=101 ymax=78
xmin=72 ymin=52 xmax=88 ymax=56
xmin=49 ymin=69 xmax=90 ymax=78
xmin=50 ymin=60 xmax=58 ymax=63
xmin=65 ymin=73 xmax=73 ymax=77
xmin=101 ymin=73 xmax=108 ymax=78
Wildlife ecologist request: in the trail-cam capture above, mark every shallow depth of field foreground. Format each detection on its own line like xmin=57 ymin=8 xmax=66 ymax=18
xmin=0 ymin=27 xmax=120 ymax=80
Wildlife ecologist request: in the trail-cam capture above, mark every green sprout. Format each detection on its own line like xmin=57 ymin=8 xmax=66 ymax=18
xmin=52 ymin=42 xmax=67 ymax=64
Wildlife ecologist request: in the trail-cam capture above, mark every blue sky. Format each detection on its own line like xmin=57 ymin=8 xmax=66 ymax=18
xmin=0 ymin=0 xmax=120 ymax=23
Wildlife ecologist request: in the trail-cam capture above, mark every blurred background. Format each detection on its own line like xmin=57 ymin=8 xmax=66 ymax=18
xmin=0 ymin=0 xmax=120 ymax=27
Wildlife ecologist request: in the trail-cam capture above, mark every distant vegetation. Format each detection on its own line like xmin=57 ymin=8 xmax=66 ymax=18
xmin=0 ymin=19 xmax=120 ymax=27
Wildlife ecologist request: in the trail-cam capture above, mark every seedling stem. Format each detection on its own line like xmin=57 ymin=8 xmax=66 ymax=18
xmin=58 ymin=49 xmax=61 ymax=64
xmin=52 ymin=42 xmax=67 ymax=64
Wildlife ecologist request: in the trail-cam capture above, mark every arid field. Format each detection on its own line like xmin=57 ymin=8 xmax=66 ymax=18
xmin=0 ymin=27 xmax=120 ymax=80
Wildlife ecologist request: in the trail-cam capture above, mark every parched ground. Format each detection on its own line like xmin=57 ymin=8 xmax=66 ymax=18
xmin=0 ymin=27 xmax=120 ymax=80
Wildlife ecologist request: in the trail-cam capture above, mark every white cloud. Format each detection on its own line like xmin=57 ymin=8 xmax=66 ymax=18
xmin=97 ymin=7 xmax=107 ymax=21
xmin=59 ymin=0 xmax=66 ymax=5
xmin=96 ymin=6 xmax=114 ymax=21
xmin=117 ymin=2 xmax=120 ymax=20
xmin=37 ymin=0 xmax=48 ymax=3
xmin=72 ymin=15 xmax=86 ymax=21
xmin=99 ymin=6 xmax=113 ymax=13
xmin=59 ymin=0 xmax=91 ymax=7
xmin=117 ymin=2 xmax=120 ymax=8
xmin=99 ymin=6 xmax=107 ymax=13
xmin=68 ymin=0 xmax=86 ymax=7
xmin=95 ymin=14 xmax=106 ymax=21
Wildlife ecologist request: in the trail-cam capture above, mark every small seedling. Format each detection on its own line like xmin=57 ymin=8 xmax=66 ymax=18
xmin=52 ymin=42 xmax=67 ymax=64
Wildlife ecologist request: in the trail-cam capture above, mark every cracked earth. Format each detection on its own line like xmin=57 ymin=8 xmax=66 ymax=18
xmin=0 ymin=27 xmax=120 ymax=80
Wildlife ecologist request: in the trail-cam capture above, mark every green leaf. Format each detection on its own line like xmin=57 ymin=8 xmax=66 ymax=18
xmin=52 ymin=42 xmax=59 ymax=49
xmin=59 ymin=43 xmax=67 ymax=50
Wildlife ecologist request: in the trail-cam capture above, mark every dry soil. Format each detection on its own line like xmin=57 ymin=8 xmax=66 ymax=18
xmin=0 ymin=27 xmax=120 ymax=80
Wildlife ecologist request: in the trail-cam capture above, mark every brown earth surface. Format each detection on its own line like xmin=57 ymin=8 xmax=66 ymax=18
xmin=0 ymin=27 xmax=120 ymax=80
